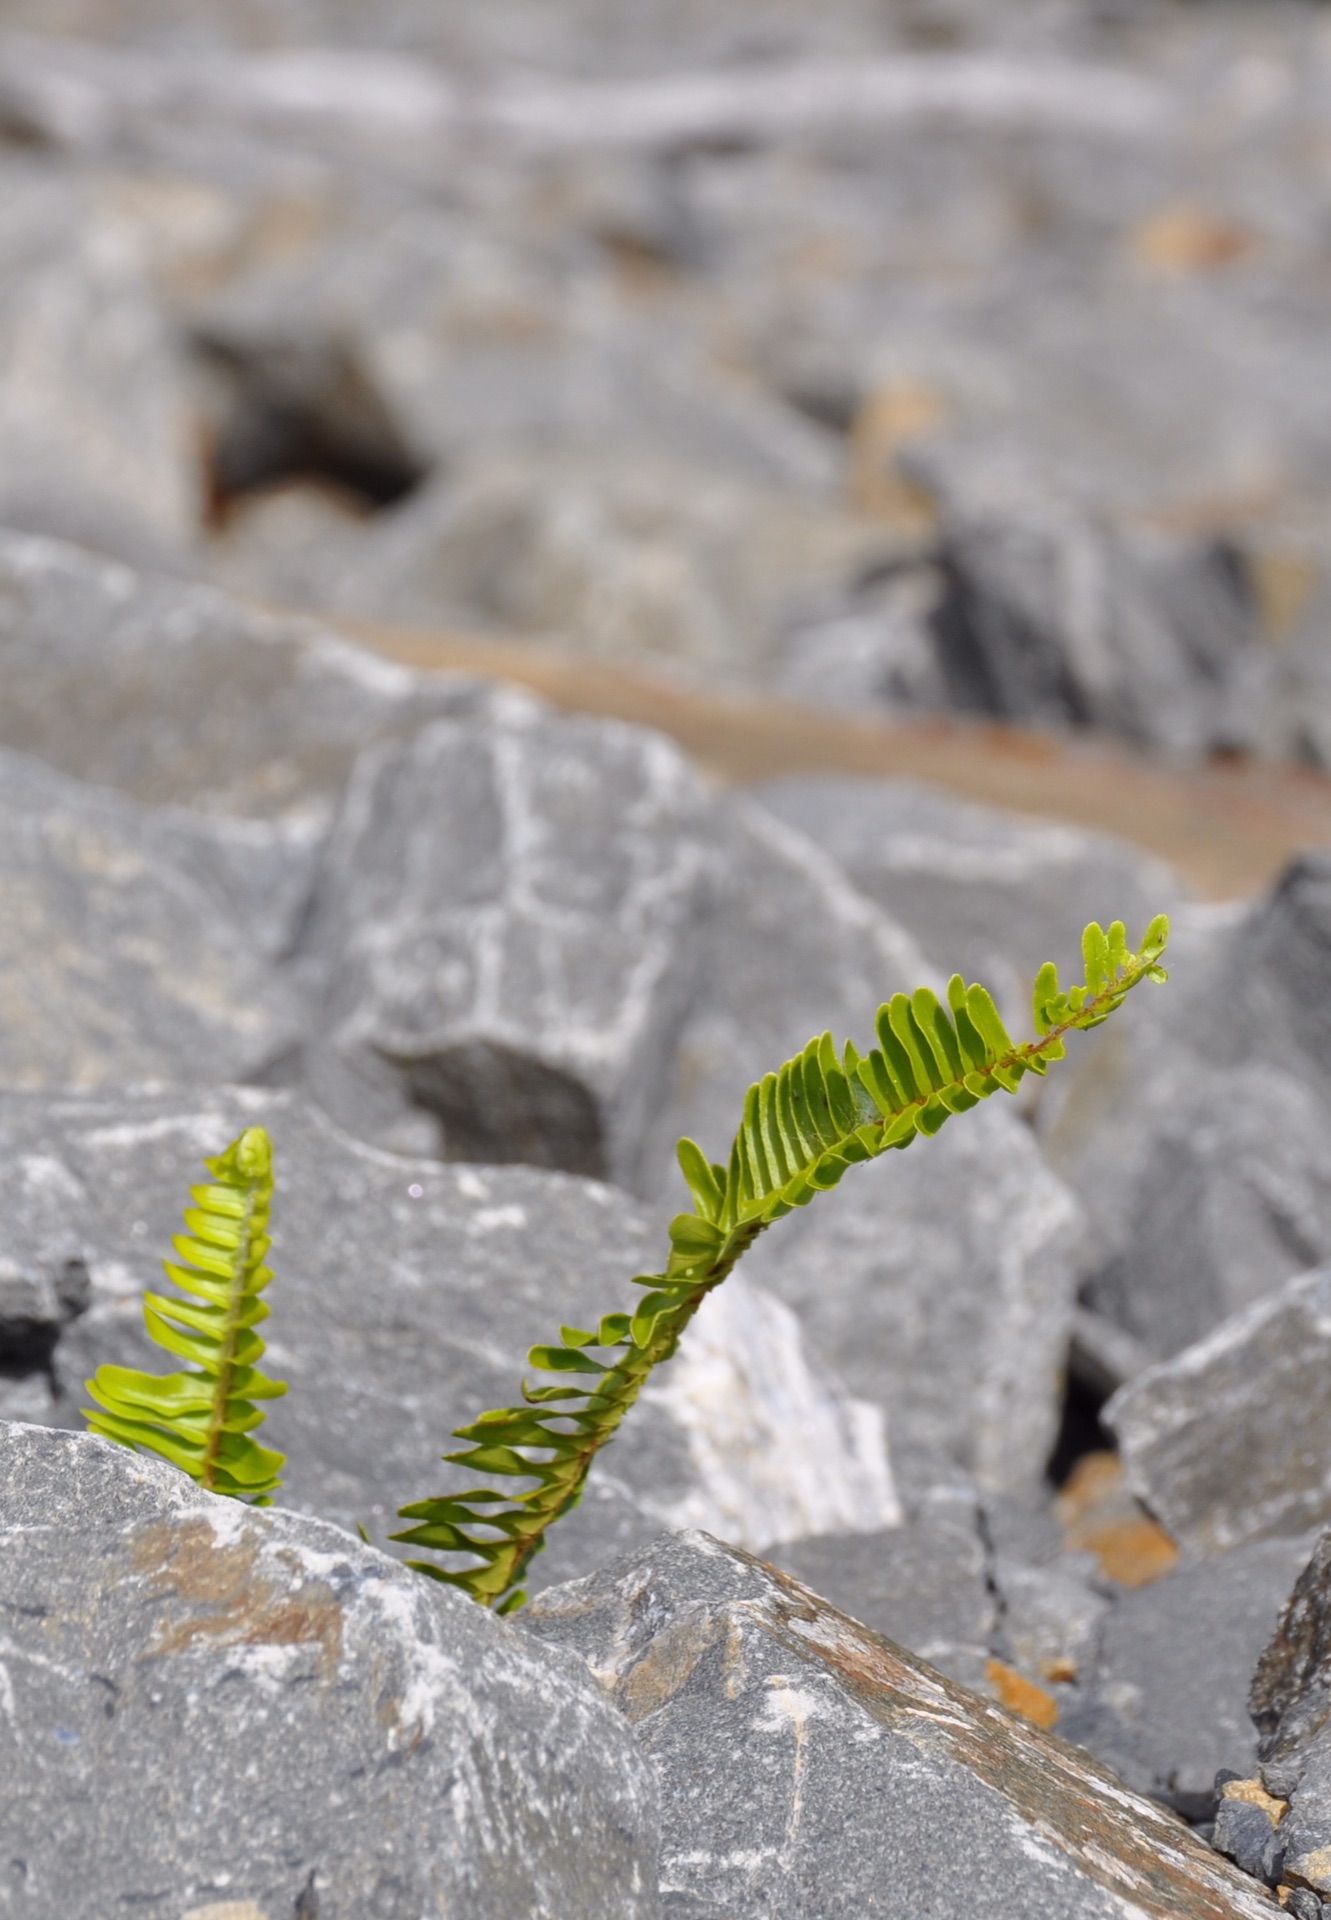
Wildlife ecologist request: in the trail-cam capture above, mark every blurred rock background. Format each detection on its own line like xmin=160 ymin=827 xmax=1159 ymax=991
xmin=10 ymin=1 xmax=1331 ymax=1903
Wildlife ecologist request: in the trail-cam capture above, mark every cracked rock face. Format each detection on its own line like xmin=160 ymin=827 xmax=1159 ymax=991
xmin=0 ymin=1421 xmax=661 ymax=1920
xmin=525 ymin=1529 xmax=1275 ymax=1920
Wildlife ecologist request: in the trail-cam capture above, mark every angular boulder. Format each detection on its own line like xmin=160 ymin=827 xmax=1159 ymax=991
xmin=296 ymin=696 xmax=714 ymax=1183
xmin=1244 ymin=1529 xmax=1331 ymax=1893
xmin=643 ymin=796 xmax=1088 ymax=1495
xmin=0 ymin=1421 xmax=660 ymax=1920
xmin=0 ymin=748 xmax=302 ymax=1095
xmin=0 ymin=171 xmax=196 ymax=568
xmin=525 ymin=1529 xmax=1275 ymax=1920
xmin=752 ymin=773 xmax=1181 ymax=1028
xmin=1042 ymin=890 xmax=1331 ymax=1364
xmin=0 ymin=528 xmax=480 ymax=815
xmin=1106 ymin=1267 xmax=1331 ymax=1554
xmin=3 ymin=1086 xmax=895 ymax=1591
xmin=930 ymin=506 xmax=1264 ymax=758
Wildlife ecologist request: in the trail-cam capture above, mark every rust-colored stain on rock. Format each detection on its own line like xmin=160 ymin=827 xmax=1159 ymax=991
xmin=984 ymin=1658 xmax=1059 ymax=1730
xmin=128 ymin=1520 xmax=343 ymax=1676
xmin=744 ymin=1558 xmax=1275 ymax=1920
xmin=1056 ymin=1451 xmax=1181 ymax=1589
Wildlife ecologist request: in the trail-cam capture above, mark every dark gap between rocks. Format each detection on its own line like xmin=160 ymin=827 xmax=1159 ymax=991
xmin=193 ymin=331 xmax=431 ymax=525
xmin=1045 ymin=1367 xmax=1114 ymax=1491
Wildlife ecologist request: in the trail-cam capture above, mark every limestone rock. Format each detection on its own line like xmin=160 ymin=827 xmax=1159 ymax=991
xmin=764 ymin=1490 xmax=995 ymax=1689
xmin=0 ymin=1420 xmax=660 ymax=1920
xmin=643 ymin=796 xmax=1087 ymax=1494
xmin=753 ymin=773 xmax=1181 ymax=1029
xmin=296 ymin=696 xmax=714 ymax=1182
xmin=525 ymin=1528 xmax=1276 ymax=1920
xmin=0 ymin=166 xmax=196 ymax=569
xmin=3 ymin=1086 xmax=896 ymax=1591
xmin=1042 ymin=894 xmax=1331 ymax=1364
xmin=1106 ymin=1268 xmax=1331 ymax=1555
xmin=739 ymin=1099 xmax=1086 ymax=1496
xmin=929 ymin=507 xmax=1264 ymax=758
xmin=0 ymin=528 xmax=481 ymax=816
xmin=0 ymin=749 xmax=302 ymax=1097
xmin=1061 ymin=1536 xmax=1318 ymax=1802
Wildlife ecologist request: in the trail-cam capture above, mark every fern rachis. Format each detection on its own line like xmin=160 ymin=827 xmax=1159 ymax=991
xmin=84 ymin=1125 xmax=287 ymax=1503
xmin=395 ymin=914 xmax=1170 ymax=1612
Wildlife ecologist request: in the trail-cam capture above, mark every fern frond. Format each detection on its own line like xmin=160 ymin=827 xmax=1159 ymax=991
xmin=395 ymin=914 xmax=1169 ymax=1610
xmin=83 ymin=1126 xmax=287 ymax=1503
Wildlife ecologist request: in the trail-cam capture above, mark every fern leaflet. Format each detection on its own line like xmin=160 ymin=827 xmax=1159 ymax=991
xmin=84 ymin=1125 xmax=287 ymax=1503
xmin=395 ymin=914 xmax=1169 ymax=1611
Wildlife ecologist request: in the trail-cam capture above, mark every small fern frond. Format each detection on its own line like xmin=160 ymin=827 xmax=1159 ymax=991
xmin=84 ymin=1126 xmax=287 ymax=1503
xmin=395 ymin=915 xmax=1169 ymax=1611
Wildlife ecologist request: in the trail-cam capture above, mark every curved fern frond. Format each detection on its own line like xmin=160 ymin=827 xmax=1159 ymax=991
xmin=395 ymin=914 xmax=1169 ymax=1612
xmin=83 ymin=1126 xmax=287 ymax=1503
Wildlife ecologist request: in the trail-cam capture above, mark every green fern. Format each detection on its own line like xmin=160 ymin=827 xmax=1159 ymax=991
xmin=84 ymin=1125 xmax=287 ymax=1503
xmin=395 ymin=915 xmax=1169 ymax=1613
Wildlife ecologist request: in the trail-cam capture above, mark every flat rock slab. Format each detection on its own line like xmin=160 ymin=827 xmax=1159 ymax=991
xmin=1107 ymin=1266 xmax=1331 ymax=1555
xmin=0 ymin=528 xmax=480 ymax=815
xmin=0 ymin=1421 xmax=660 ymax=1920
xmin=1 ymin=1086 xmax=893 ymax=1589
xmin=525 ymin=1530 xmax=1275 ymax=1920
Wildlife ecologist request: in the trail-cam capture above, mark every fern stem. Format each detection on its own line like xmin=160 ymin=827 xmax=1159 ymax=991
xmin=199 ymin=1180 xmax=258 ymax=1495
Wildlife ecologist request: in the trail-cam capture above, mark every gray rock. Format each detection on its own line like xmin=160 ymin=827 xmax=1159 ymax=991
xmin=1042 ymin=897 xmax=1331 ymax=1365
xmin=297 ymin=454 xmax=881 ymax=682
xmin=0 ymin=1145 xmax=89 ymax=1374
xmin=1275 ymin=1742 xmax=1331 ymax=1896
xmin=297 ymin=695 xmax=714 ymax=1182
xmin=0 ymin=528 xmax=484 ymax=816
xmin=1064 ymin=1536 xmax=1318 ymax=1801
xmin=739 ymin=1098 xmax=1087 ymax=1496
xmin=638 ymin=796 xmax=932 ymax=1190
xmin=4 ymin=1085 xmax=896 ymax=1591
xmin=0 ymin=166 xmax=196 ymax=569
xmin=752 ymin=773 xmax=1180 ymax=1028
xmin=643 ymin=796 xmax=1088 ymax=1495
xmin=0 ymin=1420 xmax=660 ymax=1920
xmin=929 ymin=507 xmax=1264 ymax=758
xmin=764 ymin=1489 xmax=996 ymax=1688
xmin=773 ymin=567 xmax=948 ymax=714
xmin=1246 ymin=1529 xmax=1331 ymax=1895
xmin=0 ymin=748 xmax=302 ymax=1096
xmin=1210 ymin=1796 xmax=1282 ymax=1886
xmin=525 ymin=1528 xmax=1277 ymax=1920
xmin=1107 ymin=1269 xmax=1331 ymax=1556
xmin=1250 ymin=1529 xmax=1331 ymax=1776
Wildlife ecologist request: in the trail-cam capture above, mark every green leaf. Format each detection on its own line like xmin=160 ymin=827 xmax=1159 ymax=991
xmin=82 ymin=1124 xmax=286 ymax=1504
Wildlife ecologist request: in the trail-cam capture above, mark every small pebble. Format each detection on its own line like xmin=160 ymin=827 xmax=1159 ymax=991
xmin=1212 ymin=1797 xmax=1283 ymax=1886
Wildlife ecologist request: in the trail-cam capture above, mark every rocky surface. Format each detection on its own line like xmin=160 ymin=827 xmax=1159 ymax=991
xmin=0 ymin=1419 xmax=661 ymax=1920
xmin=0 ymin=747 xmax=303 ymax=1095
xmin=0 ymin=528 xmax=478 ymax=816
xmin=0 ymin=1085 xmax=897 ymax=1589
xmin=1107 ymin=1267 xmax=1331 ymax=1556
xmin=754 ymin=774 xmax=1182 ymax=1027
xmin=1042 ymin=881 xmax=1331 ymax=1366
xmin=525 ymin=1528 xmax=1276 ymax=1920
xmin=297 ymin=696 xmax=714 ymax=1180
